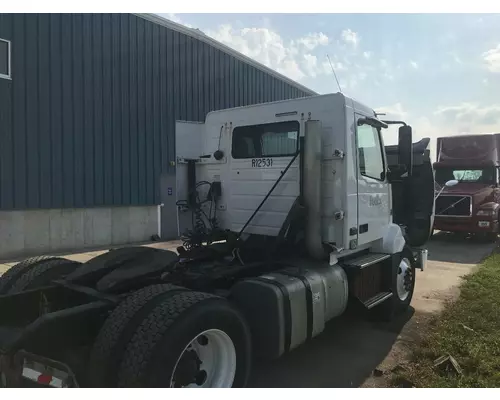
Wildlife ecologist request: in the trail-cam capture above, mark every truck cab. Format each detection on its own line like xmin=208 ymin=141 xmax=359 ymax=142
xmin=175 ymin=92 xmax=435 ymax=262
xmin=433 ymin=134 xmax=500 ymax=239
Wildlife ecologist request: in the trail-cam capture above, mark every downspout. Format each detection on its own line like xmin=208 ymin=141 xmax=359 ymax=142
xmin=157 ymin=203 xmax=164 ymax=239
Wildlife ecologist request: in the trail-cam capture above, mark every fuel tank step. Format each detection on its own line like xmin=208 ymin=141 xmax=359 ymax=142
xmin=363 ymin=291 xmax=393 ymax=309
xmin=344 ymin=253 xmax=391 ymax=270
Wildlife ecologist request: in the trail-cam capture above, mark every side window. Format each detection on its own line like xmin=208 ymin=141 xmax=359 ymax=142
xmin=357 ymin=123 xmax=385 ymax=180
xmin=232 ymin=121 xmax=299 ymax=159
xmin=0 ymin=38 xmax=11 ymax=79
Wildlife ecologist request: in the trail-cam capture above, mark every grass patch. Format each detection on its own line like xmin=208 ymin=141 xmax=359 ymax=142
xmin=398 ymin=250 xmax=500 ymax=388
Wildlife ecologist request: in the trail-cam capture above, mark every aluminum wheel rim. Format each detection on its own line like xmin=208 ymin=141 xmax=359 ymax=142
xmin=170 ymin=329 xmax=236 ymax=388
xmin=396 ymin=258 xmax=412 ymax=302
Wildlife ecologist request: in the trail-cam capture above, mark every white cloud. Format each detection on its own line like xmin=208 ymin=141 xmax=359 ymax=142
xmin=278 ymin=59 xmax=306 ymax=81
xmin=383 ymin=72 xmax=394 ymax=81
xmin=302 ymin=54 xmax=319 ymax=78
xmin=410 ymin=60 xmax=419 ymax=69
xmin=322 ymin=58 xmax=346 ymax=74
xmin=452 ymin=53 xmax=463 ymax=65
xmin=157 ymin=14 xmax=368 ymax=86
xmin=434 ymin=103 xmax=500 ymax=128
xmin=205 ymin=24 xmax=332 ymax=82
xmin=161 ymin=13 xmax=193 ymax=28
xmin=341 ymin=29 xmax=359 ymax=47
xmin=376 ymin=103 xmax=409 ymax=119
xmin=483 ymin=44 xmax=500 ymax=73
xmin=296 ymin=32 xmax=329 ymax=50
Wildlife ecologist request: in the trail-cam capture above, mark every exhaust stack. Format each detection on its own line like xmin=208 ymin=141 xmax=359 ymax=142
xmin=303 ymin=120 xmax=326 ymax=260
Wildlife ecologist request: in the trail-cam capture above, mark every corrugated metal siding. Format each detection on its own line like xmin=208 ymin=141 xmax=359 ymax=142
xmin=0 ymin=13 xmax=312 ymax=210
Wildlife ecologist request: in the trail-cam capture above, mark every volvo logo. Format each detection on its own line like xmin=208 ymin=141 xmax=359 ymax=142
xmin=369 ymin=195 xmax=382 ymax=207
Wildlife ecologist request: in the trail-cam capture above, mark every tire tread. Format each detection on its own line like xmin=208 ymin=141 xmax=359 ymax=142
xmin=117 ymin=291 xmax=217 ymax=387
xmin=87 ymin=283 xmax=187 ymax=387
xmin=0 ymin=256 xmax=60 ymax=294
xmin=8 ymin=258 xmax=81 ymax=294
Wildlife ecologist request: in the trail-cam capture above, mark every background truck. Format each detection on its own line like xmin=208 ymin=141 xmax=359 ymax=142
xmin=0 ymin=92 xmax=434 ymax=388
xmin=433 ymin=133 xmax=500 ymax=241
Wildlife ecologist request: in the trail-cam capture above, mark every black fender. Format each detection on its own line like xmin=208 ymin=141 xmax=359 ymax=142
xmin=65 ymin=247 xmax=178 ymax=291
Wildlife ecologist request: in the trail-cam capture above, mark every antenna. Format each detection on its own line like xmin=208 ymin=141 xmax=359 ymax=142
xmin=326 ymin=54 xmax=342 ymax=94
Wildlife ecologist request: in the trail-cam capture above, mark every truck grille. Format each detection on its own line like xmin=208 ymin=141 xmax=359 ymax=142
xmin=435 ymin=195 xmax=472 ymax=217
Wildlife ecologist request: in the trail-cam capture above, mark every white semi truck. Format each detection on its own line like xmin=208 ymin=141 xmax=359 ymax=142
xmin=0 ymin=92 xmax=434 ymax=388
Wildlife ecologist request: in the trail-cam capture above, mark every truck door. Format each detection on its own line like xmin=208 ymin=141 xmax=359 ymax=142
xmin=355 ymin=115 xmax=391 ymax=248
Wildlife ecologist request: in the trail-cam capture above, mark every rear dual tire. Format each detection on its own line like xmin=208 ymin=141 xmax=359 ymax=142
xmin=88 ymin=286 xmax=252 ymax=388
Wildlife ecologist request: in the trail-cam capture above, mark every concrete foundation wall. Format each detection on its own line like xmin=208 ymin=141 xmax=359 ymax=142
xmin=0 ymin=206 xmax=158 ymax=261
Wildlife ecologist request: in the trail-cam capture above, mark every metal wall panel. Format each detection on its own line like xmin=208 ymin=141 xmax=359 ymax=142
xmin=0 ymin=13 xmax=312 ymax=210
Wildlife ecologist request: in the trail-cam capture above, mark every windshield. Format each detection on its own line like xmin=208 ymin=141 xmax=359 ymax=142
xmin=435 ymin=167 xmax=495 ymax=185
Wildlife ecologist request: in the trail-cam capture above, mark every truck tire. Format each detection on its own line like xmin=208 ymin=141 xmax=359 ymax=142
xmin=7 ymin=258 xmax=81 ymax=294
xmin=87 ymin=284 xmax=190 ymax=387
xmin=117 ymin=291 xmax=252 ymax=388
xmin=0 ymin=256 xmax=73 ymax=295
xmin=375 ymin=247 xmax=416 ymax=321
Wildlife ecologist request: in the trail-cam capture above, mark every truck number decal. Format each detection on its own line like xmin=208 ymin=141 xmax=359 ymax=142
xmin=251 ymin=158 xmax=273 ymax=168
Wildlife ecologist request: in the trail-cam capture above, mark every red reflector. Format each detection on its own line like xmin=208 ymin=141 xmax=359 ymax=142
xmin=37 ymin=374 xmax=52 ymax=385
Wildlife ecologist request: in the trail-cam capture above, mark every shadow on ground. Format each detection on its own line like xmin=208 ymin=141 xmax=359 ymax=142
xmin=249 ymin=306 xmax=415 ymax=388
xmin=426 ymin=231 xmax=497 ymax=264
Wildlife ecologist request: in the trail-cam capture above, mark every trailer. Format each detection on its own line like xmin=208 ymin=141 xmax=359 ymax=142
xmin=0 ymin=92 xmax=435 ymax=388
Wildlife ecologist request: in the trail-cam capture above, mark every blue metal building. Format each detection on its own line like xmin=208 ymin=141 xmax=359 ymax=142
xmin=0 ymin=13 xmax=315 ymax=259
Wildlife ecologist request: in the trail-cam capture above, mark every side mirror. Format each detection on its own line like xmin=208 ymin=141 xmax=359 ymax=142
xmin=398 ymin=125 xmax=413 ymax=177
xmin=435 ymin=179 xmax=459 ymax=200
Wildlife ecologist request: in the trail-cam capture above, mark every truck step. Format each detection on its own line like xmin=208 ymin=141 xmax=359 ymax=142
xmin=363 ymin=291 xmax=393 ymax=309
xmin=344 ymin=253 xmax=391 ymax=270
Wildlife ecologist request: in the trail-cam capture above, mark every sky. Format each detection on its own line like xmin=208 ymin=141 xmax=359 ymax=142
xmin=158 ymin=13 xmax=500 ymax=158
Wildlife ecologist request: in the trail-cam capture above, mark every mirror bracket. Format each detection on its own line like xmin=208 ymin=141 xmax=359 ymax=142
xmin=358 ymin=116 xmax=389 ymax=129
xmin=381 ymin=120 xmax=407 ymax=127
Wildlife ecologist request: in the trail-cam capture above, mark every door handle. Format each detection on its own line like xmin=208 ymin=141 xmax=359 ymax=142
xmin=359 ymin=224 xmax=368 ymax=234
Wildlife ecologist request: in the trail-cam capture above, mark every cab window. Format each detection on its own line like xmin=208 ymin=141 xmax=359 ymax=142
xmin=232 ymin=121 xmax=299 ymax=159
xmin=357 ymin=123 xmax=385 ymax=181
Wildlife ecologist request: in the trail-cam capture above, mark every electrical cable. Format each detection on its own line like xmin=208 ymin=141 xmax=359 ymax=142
xmin=176 ymin=181 xmax=219 ymax=250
